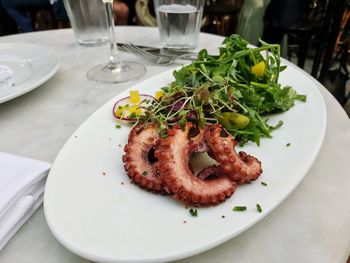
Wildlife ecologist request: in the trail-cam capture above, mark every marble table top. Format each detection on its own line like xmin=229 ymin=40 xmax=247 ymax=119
xmin=0 ymin=26 xmax=349 ymax=263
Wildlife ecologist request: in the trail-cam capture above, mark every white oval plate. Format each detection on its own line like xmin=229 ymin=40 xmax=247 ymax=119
xmin=0 ymin=43 xmax=59 ymax=103
xmin=44 ymin=61 xmax=326 ymax=263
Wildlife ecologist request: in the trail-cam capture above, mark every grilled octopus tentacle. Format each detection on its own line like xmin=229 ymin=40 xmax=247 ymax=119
xmin=206 ymin=124 xmax=262 ymax=184
xmin=155 ymin=123 xmax=236 ymax=207
xmin=122 ymin=123 xmax=163 ymax=193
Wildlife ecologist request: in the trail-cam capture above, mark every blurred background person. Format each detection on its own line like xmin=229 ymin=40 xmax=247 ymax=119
xmin=0 ymin=0 xmax=129 ymax=33
xmin=113 ymin=0 xmax=129 ymax=25
xmin=237 ymin=0 xmax=271 ymax=45
xmin=0 ymin=0 xmax=49 ymax=32
xmin=0 ymin=3 xmax=17 ymax=35
xmin=51 ymin=0 xmax=68 ymax=26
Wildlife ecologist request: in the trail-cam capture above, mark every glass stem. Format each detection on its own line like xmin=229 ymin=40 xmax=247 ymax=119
xmin=104 ymin=0 xmax=121 ymax=68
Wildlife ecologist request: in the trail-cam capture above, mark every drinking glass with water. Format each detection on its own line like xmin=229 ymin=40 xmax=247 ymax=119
xmin=63 ymin=0 xmax=109 ymax=47
xmin=154 ymin=0 xmax=205 ymax=50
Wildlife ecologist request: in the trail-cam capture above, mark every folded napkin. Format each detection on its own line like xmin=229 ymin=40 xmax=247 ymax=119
xmin=0 ymin=152 xmax=51 ymax=251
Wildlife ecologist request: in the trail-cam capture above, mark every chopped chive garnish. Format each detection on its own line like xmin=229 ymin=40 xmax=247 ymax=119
xmin=189 ymin=208 xmax=198 ymax=217
xmin=115 ymin=124 xmax=121 ymax=129
xmin=142 ymin=171 xmax=148 ymax=176
xmin=256 ymin=204 xmax=262 ymax=213
xmin=232 ymin=206 xmax=247 ymax=211
xmin=261 ymin=181 xmax=267 ymax=186
xmin=286 ymin=142 xmax=291 ymax=147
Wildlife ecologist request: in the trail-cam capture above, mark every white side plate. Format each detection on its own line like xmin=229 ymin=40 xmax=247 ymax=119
xmin=44 ymin=61 xmax=327 ymax=263
xmin=0 ymin=43 xmax=59 ymax=103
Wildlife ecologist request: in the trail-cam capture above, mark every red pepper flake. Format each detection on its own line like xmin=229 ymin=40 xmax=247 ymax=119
xmin=118 ymin=144 xmax=122 ymax=147
xmin=102 ymin=172 xmax=106 ymax=176
xmin=121 ymin=182 xmax=124 ymax=185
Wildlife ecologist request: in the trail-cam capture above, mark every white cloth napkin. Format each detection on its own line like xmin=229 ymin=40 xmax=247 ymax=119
xmin=0 ymin=152 xmax=51 ymax=251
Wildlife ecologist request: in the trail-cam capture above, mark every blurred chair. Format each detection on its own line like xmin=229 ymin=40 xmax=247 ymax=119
xmin=335 ymin=4 xmax=350 ymax=52
xmin=316 ymin=0 xmax=349 ymax=103
xmin=262 ymin=0 xmax=327 ymax=69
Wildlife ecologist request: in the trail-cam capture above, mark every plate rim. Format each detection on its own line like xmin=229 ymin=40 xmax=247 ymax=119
xmin=44 ymin=60 xmax=327 ymax=263
xmin=0 ymin=42 xmax=60 ymax=104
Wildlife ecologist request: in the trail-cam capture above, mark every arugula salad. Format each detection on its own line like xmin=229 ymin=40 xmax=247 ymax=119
xmin=116 ymin=35 xmax=306 ymax=146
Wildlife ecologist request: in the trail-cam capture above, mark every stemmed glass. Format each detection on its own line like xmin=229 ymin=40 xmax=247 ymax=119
xmin=87 ymin=0 xmax=146 ymax=83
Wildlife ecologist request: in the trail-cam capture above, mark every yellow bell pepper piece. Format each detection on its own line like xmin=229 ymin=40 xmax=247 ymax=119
xmin=218 ymin=112 xmax=250 ymax=129
xmin=155 ymin=90 xmax=164 ymax=100
xmin=114 ymin=106 xmax=126 ymax=118
xmin=129 ymin=90 xmax=140 ymax=104
xmin=129 ymin=105 xmax=143 ymax=116
xmin=251 ymin=61 xmax=266 ymax=77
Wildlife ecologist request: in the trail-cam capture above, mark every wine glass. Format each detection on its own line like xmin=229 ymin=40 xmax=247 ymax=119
xmin=87 ymin=0 xmax=146 ymax=83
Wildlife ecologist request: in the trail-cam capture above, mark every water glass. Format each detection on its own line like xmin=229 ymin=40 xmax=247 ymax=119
xmin=154 ymin=0 xmax=205 ymax=50
xmin=63 ymin=0 xmax=109 ymax=47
